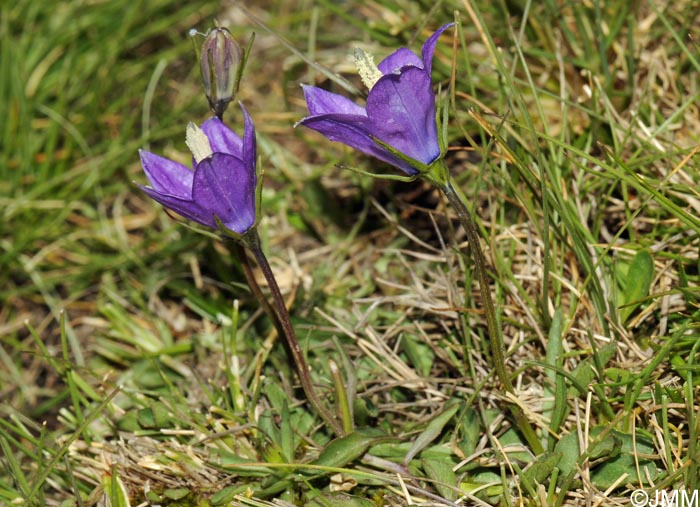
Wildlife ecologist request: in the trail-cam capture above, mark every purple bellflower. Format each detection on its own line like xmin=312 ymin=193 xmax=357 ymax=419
xmin=297 ymin=23 xmax=453 ymax=176
xmin=138 ymin=104 xmax=259 ymax=237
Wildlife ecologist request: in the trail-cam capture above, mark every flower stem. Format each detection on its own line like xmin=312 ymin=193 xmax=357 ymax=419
xmin=433 ymin=173 xmax=543 ymax=455
xmin=241 ymin=230 xmax=344 ymax=436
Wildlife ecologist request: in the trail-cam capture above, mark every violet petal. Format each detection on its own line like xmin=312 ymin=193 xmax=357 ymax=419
xmin=366 ymin=66 xmax=439 ymax=166
xmin=299 ymin=113 xmax=416 ymax=174
xmin=378 ymin=47 xmax=423 ymax=74
xmin=201 ymin=117 xmax=243 ymax=156
xmin=139 ymin=150 xmax=193 ymax=198
xmin=421 ymin=23 xmax=454 ymax=76
xmin=139 ymin=185 xmax=213 ymax=226
xmin=301 ymin=85 xmax=367 ymax=117
xmin=191 ymin=153 xmax=256 ymax=233
xmin=240 ymin=103 xmax=256 ymax=172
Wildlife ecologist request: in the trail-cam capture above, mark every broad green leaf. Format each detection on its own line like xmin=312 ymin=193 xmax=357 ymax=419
xmin=458 ymin=408 xmax=480 ymax=457
xmin=554 ymin=432 xmax=579 ymax=478
xmin=401 ymin=333 xmax=434 ymax=378
xmin=554 ymin=427 xmax=659 ymax=488
xmin=211 ymin=485 xmax=240 ymax=506
xmin=590 ymin=429 xmax=658 ymax=489
xmin=588 ymin=432 xmax=621 ymax=462
xmin=569 ymin=342 xmax=617 ymax=396
xmin=313 ymin=429 xmax=387 ymax=469
xmin=136 ymin=401 xmax=173 ymax=429
xmin=307 ymin=492 xmax=376 ymax=507
xmin=403 ymin=403 xmax=460 ymax=465
xmin=279 ymin=401 xmax=294 ymax=463
xmin=423 ymin=457 xmax=459 ymax=500
xmin=604 ymin=367 xmax=633 ymax=383
xmin=544 ymin=308 xmax=568 ymax=446
xmin=459 ymin=469 xmax=505 ymax=504
xmin=523 ymin=452 xmax=562 ymax=485
xmin=163 ymin=488 xmax=190 ymax=500
xmin=619 ymin=250 xmax=654 ymax=323
xmin=498 ymin=427 xmax=532 ymax=463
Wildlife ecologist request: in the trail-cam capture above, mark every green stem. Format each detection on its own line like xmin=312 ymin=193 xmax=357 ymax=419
xmin=242 ymin=230 xmax=344 ymax=436
xmin=434 ymin=173 xmax=543 ymax=455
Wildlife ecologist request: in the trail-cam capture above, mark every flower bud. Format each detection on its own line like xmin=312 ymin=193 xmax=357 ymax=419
xmin=200 ymin=27 xmax=241 ymax=119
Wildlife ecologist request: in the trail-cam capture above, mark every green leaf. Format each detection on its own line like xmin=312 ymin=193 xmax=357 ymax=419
xmin=544 ymin=308 xmax=568 ymax=445
xmin=403 ymin=403 xmax=460 ymax=465
xmin=401 ymin=333 xmax=434 ymax=378
xmin=459 ymin=469 xmax=505 ymax=503
xmin=554 ymin=427 xmax=659 ymax=489
xmin=163 ymin=488 xmax=190 ymax=500
xmin=604 ymin=367 xmax=633 ymax=383
xmin=279 ymin=401 xmax=295 ymax=463
xmin=423 ymin=457 xmax=459 ymax=500
xmin=136 ymin=401 xmax=174 ymax=430
xmin=210 ymin=485 xmax=239 ymax=506
xmin=313 ymin=429 xmax=387 ymax=469
xmin=619 ymin=250 xmax=654 ymax=323
xmin=101 ymin=467 xmax=130 ymax=507
xmin=569 ymin=342 xmax=617 ymax=396
xmin=458 ymin=408 xmax=480 ymax=457
xmin=588 ymin=432 xmax=621 ymax=462
xmin=590 ymin=429 xmax=658 ymax=489
xmin=307 ymin=492 xmax=376 ymax=507
xmin=553 ymin=432 xmax=579 ymax=478
xmin=498 ymin=427 xmax=534 ymax=463
xmin=523 ymin=452 xmax=562 ymax=486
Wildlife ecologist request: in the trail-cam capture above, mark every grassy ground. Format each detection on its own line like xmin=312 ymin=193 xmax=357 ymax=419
xmin=3 ymin=0 xmax=700 ymax=505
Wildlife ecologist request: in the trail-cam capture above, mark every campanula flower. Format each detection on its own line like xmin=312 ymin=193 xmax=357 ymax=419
xmin=297 ymin=23 xmax=453 ymax=175
xmin=138 ymin=104 xmax=258 ymax=236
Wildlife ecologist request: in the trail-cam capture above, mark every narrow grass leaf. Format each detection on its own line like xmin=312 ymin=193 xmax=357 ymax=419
xmin=0 ymin=437 xmax=30 ymax=499
xmin=102 ymin=467 xmax=131 ymax=507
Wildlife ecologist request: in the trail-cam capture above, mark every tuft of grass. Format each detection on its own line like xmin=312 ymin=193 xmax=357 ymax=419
xmin=3 ymin=0 xmax=700 ymax=506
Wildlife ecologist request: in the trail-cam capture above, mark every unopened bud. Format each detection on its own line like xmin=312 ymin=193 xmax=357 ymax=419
xmin=200 ymin=27 xmax=241 ymax=119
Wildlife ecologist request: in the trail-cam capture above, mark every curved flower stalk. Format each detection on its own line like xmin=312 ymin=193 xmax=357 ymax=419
xmin=298 ymin=24 xmax=543 ymax=453
xmin=138 ymin=105 xmax=343 ymax=436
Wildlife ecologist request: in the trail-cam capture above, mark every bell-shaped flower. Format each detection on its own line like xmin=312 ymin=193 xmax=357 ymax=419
xmin=138 ymin=103 xmax=259 ymax=236
xmin=297 ymin=23 xmax=453 ymax=175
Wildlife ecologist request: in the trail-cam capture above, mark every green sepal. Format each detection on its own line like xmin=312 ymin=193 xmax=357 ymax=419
xmin=234 ymin=32 xmax=256 ymax=98
xmin=336 ymin=163 xmax=418 ymax=182
xmin=368 ymin=134 xmax=438 ymax=175
xmin=213 ymin=215 xmax=259 ymax=245
xmin=420 ymin=158 xmax=451 ymax=189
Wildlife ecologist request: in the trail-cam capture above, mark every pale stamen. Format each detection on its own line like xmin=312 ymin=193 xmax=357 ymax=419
xmin=354 ymin=48 xmax=382 ymax=89
xmin=185 ymin=122 xmax=214 ymax=164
